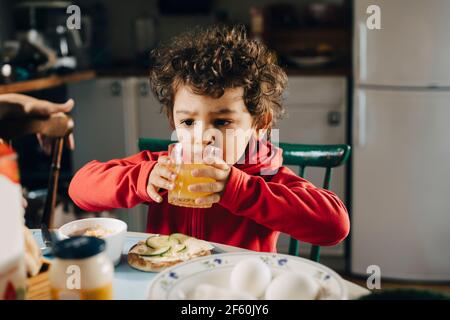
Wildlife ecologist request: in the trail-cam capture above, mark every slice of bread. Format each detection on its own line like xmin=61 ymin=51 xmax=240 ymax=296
xmin=127 ymin=235 xmax=214 ymax=272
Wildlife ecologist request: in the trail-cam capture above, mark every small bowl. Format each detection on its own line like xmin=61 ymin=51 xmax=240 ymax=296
xmin=58 ymin=218 xmax=127 ymax=266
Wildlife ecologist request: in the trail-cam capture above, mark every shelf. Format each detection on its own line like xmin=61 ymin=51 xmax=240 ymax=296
xmin=262 ymin=27 xmax=351 ymax=56
xmin=0 ymin=71 xmax=96 ymax=94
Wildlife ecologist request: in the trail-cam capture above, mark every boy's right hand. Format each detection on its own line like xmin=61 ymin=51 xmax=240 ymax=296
xmin=147 ymin=156 xmax=177 ymax=203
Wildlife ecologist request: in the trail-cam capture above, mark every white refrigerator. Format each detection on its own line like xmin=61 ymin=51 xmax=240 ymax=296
xmin=351 ymin=0 xmax=450 ymax=281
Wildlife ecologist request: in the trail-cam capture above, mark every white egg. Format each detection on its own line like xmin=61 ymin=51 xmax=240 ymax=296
xmin=229 ymin=258 xmax=272 ymax=298
xmin=265 ymin=272 xmax=320 ymax=300
xmin=191 ymin=283 xmax=256 ymax=300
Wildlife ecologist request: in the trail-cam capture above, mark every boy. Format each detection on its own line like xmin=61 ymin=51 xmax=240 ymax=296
xmin=69 ymin=25 xmax=349 ymax=252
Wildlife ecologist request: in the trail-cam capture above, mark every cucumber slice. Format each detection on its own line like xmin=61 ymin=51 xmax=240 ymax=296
xmin=146 ymin=235 xmax=171 ymax=248
xmin=174 ymin=244 xmax=187 ymax=253
xmin=169 ymin=233 xmax=191 ymax=244
xmin=136 ymin=245 xmax=171 ymax=256
xmin=161 ymin=244 xmax=187 ymax=257
xmin=145 ymin=235 xmax=159 ymax=247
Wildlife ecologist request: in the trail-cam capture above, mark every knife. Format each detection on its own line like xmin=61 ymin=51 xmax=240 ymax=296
xmin=40 ymin=223 xmax=58 ymax=256
xmin=211 ymin=246 xmax=226 ymax=254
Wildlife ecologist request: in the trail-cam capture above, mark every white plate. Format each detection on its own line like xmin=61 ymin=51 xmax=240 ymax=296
xmin=147 ymin=252 xmax=348 ymax=300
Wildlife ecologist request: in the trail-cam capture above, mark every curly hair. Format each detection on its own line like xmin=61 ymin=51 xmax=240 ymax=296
xmin=148 ymin=25 xmax=287 ymax=130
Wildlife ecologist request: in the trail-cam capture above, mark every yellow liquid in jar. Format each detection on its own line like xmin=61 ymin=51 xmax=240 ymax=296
xmin=50 ymin=283 xmax=113 ymax=300
xmin=168 ymin=163 xmax=216 ymax=208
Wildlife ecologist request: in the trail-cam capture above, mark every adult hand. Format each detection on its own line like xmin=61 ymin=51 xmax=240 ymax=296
xmin=0 ymin=93 xmax=75 ymax=154
xmin=0 ymin=93 xmax=74 ymax=116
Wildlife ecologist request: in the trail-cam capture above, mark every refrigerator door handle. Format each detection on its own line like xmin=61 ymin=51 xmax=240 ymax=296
xmin=358 ymin=22 xmax=368 ymax=81
xmin=355 ymin=91 xmax=367 ymax=147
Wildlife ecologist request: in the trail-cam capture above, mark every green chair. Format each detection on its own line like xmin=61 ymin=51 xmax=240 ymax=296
xmin=139 ymin=138 xmax=174 ymax=153
xmin=279 ymin=142 xmax=351 ymax=262
xmin=138 ymin=138 xmax=351 ymax=262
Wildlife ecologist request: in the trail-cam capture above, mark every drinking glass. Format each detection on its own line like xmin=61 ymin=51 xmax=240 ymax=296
xmin=167 ymin=143 xmax=220 ymax=208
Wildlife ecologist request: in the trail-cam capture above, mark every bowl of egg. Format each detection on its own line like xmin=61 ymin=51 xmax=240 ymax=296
xmin=147 ymin=252 xmax=348 ymax=300
xmin=58 ymin=217 xmax=127 ymax=266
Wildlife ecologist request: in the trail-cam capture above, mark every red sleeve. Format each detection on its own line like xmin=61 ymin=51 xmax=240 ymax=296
xmin=218 ymin=166 xmax=350 ymax=246
xmin=68 ymin=151 xmax=164 ymax=212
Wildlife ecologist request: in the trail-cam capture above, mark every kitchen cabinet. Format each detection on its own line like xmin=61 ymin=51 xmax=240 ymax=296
xmin=69 ymin=78 xmax=128 ymax=168
xmin=68 ymin=77 xmax=172 ymax=231
xmin=275 ymin=76 xmax=348 ymax=256
xmin=135 ymin=79 xmax=173 ymax=139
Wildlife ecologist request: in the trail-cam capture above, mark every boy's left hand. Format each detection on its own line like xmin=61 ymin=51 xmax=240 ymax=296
xmin=188 ymin=156 xmax=231 ymax=206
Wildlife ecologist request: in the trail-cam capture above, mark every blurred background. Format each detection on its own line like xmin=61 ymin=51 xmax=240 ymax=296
xmin=1 ymin=0 xmax=449 ymax=293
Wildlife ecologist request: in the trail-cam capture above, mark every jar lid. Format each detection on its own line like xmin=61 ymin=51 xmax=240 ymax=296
xmin=53 ymin=236 xmax=106 ymax=259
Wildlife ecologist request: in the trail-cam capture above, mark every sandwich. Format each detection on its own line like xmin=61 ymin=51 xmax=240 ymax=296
xmin=127 ymin=233 xmax=214 ymax=272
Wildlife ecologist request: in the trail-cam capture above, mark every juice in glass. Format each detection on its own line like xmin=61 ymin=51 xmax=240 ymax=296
xmin=168 ymin=143 xmax=217 ymax=208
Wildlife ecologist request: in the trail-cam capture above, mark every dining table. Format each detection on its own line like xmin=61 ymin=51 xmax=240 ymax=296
xmin=31 ymin=230 xmax=370 ymax=300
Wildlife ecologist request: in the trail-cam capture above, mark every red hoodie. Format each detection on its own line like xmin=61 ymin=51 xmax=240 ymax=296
xmin=68 ymin=138 xmax=350 ymax=252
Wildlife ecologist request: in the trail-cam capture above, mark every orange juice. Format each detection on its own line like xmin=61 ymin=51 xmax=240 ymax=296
xmin=51 ymin=283 xmax=113 ymax=300
xmin=168 ymin=163 xmax=216 ymax=208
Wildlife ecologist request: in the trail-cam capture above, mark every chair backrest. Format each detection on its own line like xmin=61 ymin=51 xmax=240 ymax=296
xmin=138 ymin=138 xmax=173 ymax=153
xmin=279 ymin=142 xmax=351 ymax=262
xmin=138 ymin=138 xmax=351 ymax=262
xmin=0 ymin=113 xmax=74 ymax=228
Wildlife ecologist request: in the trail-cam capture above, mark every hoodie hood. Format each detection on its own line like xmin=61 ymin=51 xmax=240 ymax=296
xmin=234 ymin=136 xmax=283 ymax=176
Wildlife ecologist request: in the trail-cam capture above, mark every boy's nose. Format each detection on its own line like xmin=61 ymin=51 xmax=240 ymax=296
xmin=202 ymin=135 xmax=215 ymax=147
xmin=202 ymin=128 xmax=222 ymax=148
xmin=191 ymin=121 xmax=221 ymax=148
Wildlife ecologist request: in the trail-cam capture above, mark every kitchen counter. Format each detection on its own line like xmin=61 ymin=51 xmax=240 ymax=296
xmin=0 ymin=70 xmax=96 ymax=94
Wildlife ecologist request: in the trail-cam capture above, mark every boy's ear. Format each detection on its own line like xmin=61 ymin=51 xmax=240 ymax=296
xmin=253 ymin=111 xmax=273 ymax=140
xmin=259 ymin=111 xmax=273 ymax=131
xmin=263 ymin=111 xmax=273 ymax=130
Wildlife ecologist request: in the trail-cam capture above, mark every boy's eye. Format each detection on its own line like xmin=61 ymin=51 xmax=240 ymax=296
xmin=180 ymin=119 xmax=195 ymax=126
xmin=214 ymin=119 xmax=232 ymax=126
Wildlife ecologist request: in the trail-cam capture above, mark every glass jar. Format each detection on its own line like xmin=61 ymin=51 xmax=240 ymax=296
xmin=49 ymin=236 xmax=114 ymax=300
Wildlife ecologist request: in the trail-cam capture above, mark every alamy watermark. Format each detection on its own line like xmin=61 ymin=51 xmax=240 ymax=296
xmin=366 ymin=265 xmax=381 ymax=290
xmin=168 ymin=123 xmax=281 ymax=175
xmin=366 ymin=4 xmax=381 ymax=30
xmin=66 ymin=265 xmax=81 ymax=290
xmin=66 ymin=5 xmax=81 ymax=30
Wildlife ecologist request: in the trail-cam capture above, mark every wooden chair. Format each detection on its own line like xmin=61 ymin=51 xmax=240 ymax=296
xmin=279 ymin=142 xmax=351 ymax=262
xmin=0 ymin=113 xmax=74 ymax=228
xmin=138 ymin=138 xmax=351 ymax=262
